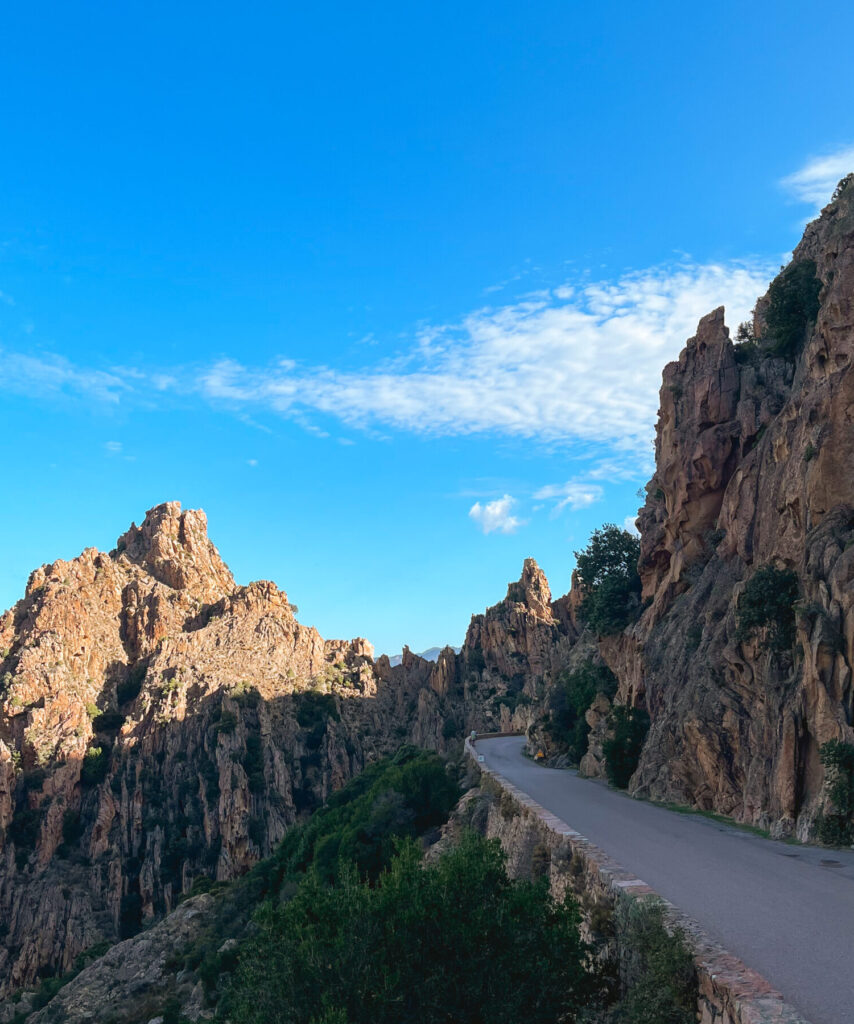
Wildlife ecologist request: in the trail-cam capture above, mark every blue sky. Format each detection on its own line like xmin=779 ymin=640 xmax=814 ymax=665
xmin=1 ymin=1 xmax=852 ymax=655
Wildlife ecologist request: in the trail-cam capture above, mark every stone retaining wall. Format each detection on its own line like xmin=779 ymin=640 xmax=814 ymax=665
xmin=466 ymin=739 xmax=811 ymax=1024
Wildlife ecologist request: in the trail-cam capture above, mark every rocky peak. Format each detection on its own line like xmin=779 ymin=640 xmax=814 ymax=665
xmin=115 ymin=501 xmax=234 ymax=603
xmin=506 ymin=558 xmax=555 ymax=622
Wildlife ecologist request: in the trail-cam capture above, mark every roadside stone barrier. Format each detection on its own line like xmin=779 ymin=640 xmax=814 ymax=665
xmin=465 ymin=738 xmax=812 ymax=1024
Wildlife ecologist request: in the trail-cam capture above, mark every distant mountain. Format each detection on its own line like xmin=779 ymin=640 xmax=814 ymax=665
xmin=388 ymin=646 xmax=461 ymax=667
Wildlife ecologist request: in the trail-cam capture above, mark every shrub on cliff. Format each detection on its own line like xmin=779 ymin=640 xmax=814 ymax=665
xmin=612 ymin=900 xmax=696 ymax=1024
xmin=220 ymin=832 xmax=597 ymax=1024
xmin=735 ymin=565 xmax=799 ymax=654
xmin=603 ymin=706 xmax=650 ymax=789
xmin=575 ymin=525 xmax=642 ymax=635
xmin=764 ymin=259 xmax=822 ymax=358
xmin=815 ymin=740 xmax=854 ymax=846
xmin=547 ymin=661 xmax=617 ymax=763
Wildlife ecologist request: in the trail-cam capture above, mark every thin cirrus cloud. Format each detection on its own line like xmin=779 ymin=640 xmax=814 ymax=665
xmin=200 ymin=259 xmax=771 ymax=466
xmin=0 ymin=260 xmax=771 ymax=478
xmin=0 ymin=349 xmax=129 ymax=404
xmin=533 ymin=480 xmax=604 ymax=514
xmin=469 ymin=495 xmax=524 ymax=535
xmin=780 ymin=145 xmax=854 ymax=208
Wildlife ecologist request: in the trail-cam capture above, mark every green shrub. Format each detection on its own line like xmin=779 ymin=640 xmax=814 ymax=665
xmin=93 ymin=711 xmax=125 ymax=732
xmin=613 ymin=900 xmax=696 ymax=1024
xmin=117 ymin=661 xmax=147 ymax=704
xmin=243 ymin=734 xmax=265 ymax=793
xmin=764 ymin=259 xmax=822 ymax=358
xmin=603 ymin=707 xmax=650 ymax=789
xmin=215 ymin=710 xmax=238 ymax=736
xmin=80 ymin=746 xmax=110 ymax=786
xmin=547 ymin=662 xmax=617 ymax=763
xmin=8 ymin=806 xmax=43 ymax=852
xmin=466 ymin=646 xmax=486 ymax=673
xmin=441 ymin=717 xmax=458 ymax=740
xmin=220 ymin=832 xmax=597 ymax=1024
xmin=815 ymin=740 xmax=854 ymax=845
xmin=575 ymin=525 xmax=642 ymax=635
xmin=62 ymin=810 xmax=84 ymax=846
xmin=736 ymin=565 xmax=799 ymax=653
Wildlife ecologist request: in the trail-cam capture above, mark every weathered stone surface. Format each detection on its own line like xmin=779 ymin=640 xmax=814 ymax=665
xmin=605 ymin=182 xmax=854 ymax=835
xmin=0 ymin=501 xmax=581 ymax=999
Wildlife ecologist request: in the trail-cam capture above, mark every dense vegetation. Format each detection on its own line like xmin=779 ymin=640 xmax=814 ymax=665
xmin=735 ymin=565 xmax=799 ymax=654
xmin=764 ymin=258 xmax=822 ymax=358
xmin=613 ymin=901 xmax=696 ymax=1024
xmin=177 ymin=745 xmax=461 ymax=995
xmin=547 ymin=661 xmax=618 ymax=763
xmin=604 ymin=706 xmax=651 ymax=789
xmin=815 ymin=740 xmax=854 ymax=846
xmin=575 ymin=525 xmax=642 ymax=635
xmin=220 ymin=832 xmax=598 ymax=1024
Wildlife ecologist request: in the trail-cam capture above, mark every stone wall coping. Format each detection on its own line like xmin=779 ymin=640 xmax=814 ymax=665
xmin=466 ymin=739 xmax=813 ymax=1024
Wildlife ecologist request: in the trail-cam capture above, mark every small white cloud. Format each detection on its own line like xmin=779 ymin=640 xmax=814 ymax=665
xmin=469 ymin=495 xmax=524 ymax=535
xmin=781 ymin=146 xmax=854 ymax=208
xmin=247 ymin=458 xmax=258 ymax=467
xmin=623 ymin=514 xmax=640 ymax=536
xmin=534 ymin=480 xmax=604 ymax=513
xmin=105 ymin=441 xmax=122 ymax=453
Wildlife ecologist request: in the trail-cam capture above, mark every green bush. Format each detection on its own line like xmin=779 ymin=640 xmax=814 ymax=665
xmin=80 ymin=746 xmax=110 ymax=786
xmin=117 ymin=661 xmax=147 ymax=704
xmin=575 ymin=525 xmax=642 ymax=635
xmin=243 ymin=734 xmax=265 ymax=793
xmin=612 ymin=900 xmax=696 ymax=1024
xmin=92 ymin=711 xmax=125 ymax=732
xmin=736 ymin=565 xmax=799 ymax=654
xmin=219 ymin=832 xmax=597 ymax=1024
xmin=215 ymin=710 xmax=238 ymax=736
xmin=603 ymin=707 xmax=650 ymax=789
xmin=547 ymin=662 xmax=617 ymax=763
xmin=764 ymin=259 xmax=822 ymax=358
xmin=815 ymin=740 xmax=854 ymax=845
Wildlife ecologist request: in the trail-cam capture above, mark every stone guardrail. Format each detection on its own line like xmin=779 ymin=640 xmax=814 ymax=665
xmin=465 ymin=738 xmax=812 ymax=1024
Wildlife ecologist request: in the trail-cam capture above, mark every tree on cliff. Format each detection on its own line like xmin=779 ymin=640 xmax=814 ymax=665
xmin=574 ymin=524 xmax=642 ymax=634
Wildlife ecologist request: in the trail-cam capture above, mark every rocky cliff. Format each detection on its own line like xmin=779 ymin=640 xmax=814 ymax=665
xmin=0 ymin=504 xmax=577 ymax=997
xmin=599 ymin=178 xmax=854 ymax=837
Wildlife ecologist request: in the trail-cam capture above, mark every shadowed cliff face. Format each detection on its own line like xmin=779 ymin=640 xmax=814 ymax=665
xmin=604 ymin=181 xmax=854 ymax=837
xmin=0 ymin=505 xmax=573 ymax=997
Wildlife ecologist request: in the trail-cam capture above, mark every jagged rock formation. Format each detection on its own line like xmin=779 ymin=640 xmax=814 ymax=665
xmin=0 ymin=505 xmax=575 ymax=998
xmin=603 ymin=181 xmax=854 ymax=837
xmin=4 ymin=179 xmax=853 ymax=1012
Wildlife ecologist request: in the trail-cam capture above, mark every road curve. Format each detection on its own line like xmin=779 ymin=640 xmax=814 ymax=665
xmin=478 ymin=736 xmax=854 ymax=1024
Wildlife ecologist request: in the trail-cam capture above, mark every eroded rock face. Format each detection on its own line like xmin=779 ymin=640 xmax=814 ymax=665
xmin=0 ymin=503 xmax=437 ymax=996
xmin=607 ymin=182 xmax=854 ymax=837
xmin=0 ymin=502 xmax=582 ymax=998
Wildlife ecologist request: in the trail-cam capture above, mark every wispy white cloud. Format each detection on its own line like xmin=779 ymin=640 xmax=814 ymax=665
xmin=198 ymin=260 xmax=770 ymax=469
xmin=781 ymin=145 xmax=854 ymax=208
xmin=534 ymin=480 xmax=603 ymax=513
xmin=0 ymin=350 xmax=131 ymax=403
xmin=469 ymin=495 xmax=524 ymax=535
xmin=105 ymin=441 xmax=123 ymax=453
xmin=0 ymin=260 xmax=771 ymax=476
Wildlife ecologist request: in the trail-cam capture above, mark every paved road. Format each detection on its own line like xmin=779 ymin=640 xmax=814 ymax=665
xmin=478 ymin=736 xmax=854 ymax=1024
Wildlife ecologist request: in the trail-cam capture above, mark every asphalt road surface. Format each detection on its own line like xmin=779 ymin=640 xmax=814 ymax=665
xmin=478 ymin=735 xmax=854 ymax=1024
